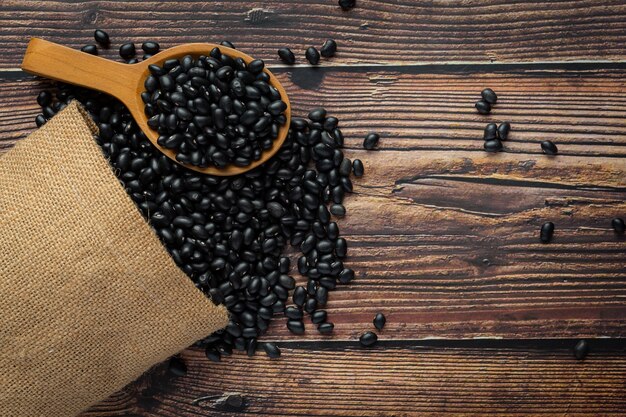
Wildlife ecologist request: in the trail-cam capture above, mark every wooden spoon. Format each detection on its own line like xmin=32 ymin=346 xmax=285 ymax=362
xmin=21 ymin=38 xmax=291 ymax=176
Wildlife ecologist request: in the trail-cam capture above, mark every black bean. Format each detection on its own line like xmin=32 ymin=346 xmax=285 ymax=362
xmin=287 ymin=320 xmax=305 ymax=334
xmin=248 ymin=59 xmax=265 ymax=74
xmin=278 ymin=47 xmax=296 ymax=64
xmin=318 ymin=322 xmax=334 ymax=334
xmin=80 ymin=44 xmax=98 ymax=55
xmin=320 ymin=39 xmax=337 ymax=58
xmin=338 ymin=0 xmax=356 ymax=10
xmin=611 ymin=218 xmax=625 ymax=234
xmin=484 ymin=139 xmax=503 ymax=153
xmin=94 ymin=29 xmax=110 ymax=46
xmin=37 ymin=91 xmax=51 ymax=107
xmin=330 ymin=204 xmax=346 ymax=217
xmin=373 ymin=313 xmax=386 ymax=330
xmin=168 ymin=356 xmax=187 ymax=376
xmin=481 ymin=88 xmax=498 ymax=104
xmin=475 ymin=100 xmax=491 ymax=114
xmin=311 ymin=310 xmax=327 ymax=324
xmin=338 ymin=268 xmax=354 ymax=284
xmin=293 ymin=286 xmax=307 ymax=306
xmin=246 ymin=338 xmax=257 ymax=357
xmin=352 ymin=159 xmax=364 ymax=177
xmin=285 ymin=306 xmax=303 ymax=320
xmin=540 ymin=221 xmax=555 ymax=243
xmin=142 ymin=41 xmax=160 ymax=54
xmin=263 ymin=342 xmax=281 ymax=359
xmin=220 ymin=40 xmax=236 ymax=49
xmin=484 ymin=123 xmax=497 ymax=140
xmin=305 ymin=47 xmax=320 ymax=65
xmin=304 ymin=297 xmax=317 ymax=313
xmin=205 ymin=347 xmax=221 ymax=362
xmin=119 ymin=42 xmax=136 ymax=59
xmin=498 ymin=122 xmax=511 ymax=140
xmin=574 ymin=340 xmax=589 ymax=361
xmin=359 ymin=331 xmax=378 ymax=347
xmin=541 ymin=140 xmax=558 ymax=155
xmin=363 ymin=132 xmax=380 ymax=150
xmin=316 ymin=286 xmax=328 ymax=306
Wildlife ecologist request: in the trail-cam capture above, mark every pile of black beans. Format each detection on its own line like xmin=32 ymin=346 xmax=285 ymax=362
xmin=143 ymin=51 xmax=287 ymax=169
xmin=33 ymin=35 xmax=364 ymax=363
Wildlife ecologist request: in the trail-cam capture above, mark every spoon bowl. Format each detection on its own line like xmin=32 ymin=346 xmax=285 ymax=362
xmin=21 ymin=38 xmax=291 ymax=176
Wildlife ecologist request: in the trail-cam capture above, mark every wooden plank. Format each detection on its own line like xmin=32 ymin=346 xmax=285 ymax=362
xmin=1 ymin=1 xmax=626 ymax=69
xmin=81 ymin=343 xmax=626 ymax=416
xmin=1 ymin=70 xmax=625 ymax=339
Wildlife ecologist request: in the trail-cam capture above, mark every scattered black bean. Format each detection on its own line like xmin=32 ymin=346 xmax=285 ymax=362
xmin=277 ymin=47 xmax=296 ymax=64
xmin=484 ymin=123 xmax=497 ymax=140
xmin=574 ymin=339 xmax=589 ymax=360
xmin=119 ymin=42 xmax=136 ymax=59
xmin=205 ymin=346 xmax=221 ymax=362
xmin=168 ymin=356 xmax=187 ymax=376
xmin=80 ymin=44 xmax=98 ymax=55
xmin=373 ymin=313 xmax=386 ymax=330
xmin=320 ymin=39 xmax=337 ymax=58
xmin=142 ymin=41 xmax=160 ymax=54
xmin=612 ymin=217 xmax=625 ymax=234
xmin=352 ymin=159 xmax=364 ymax=177
xmin=484 ymin=139 xmax=503 ymax=153
xmin=338 ymin=0 xmax=356 ymax=10
xmin=263 ymin=342 xmax=281 ymax=358
xmin=363 ymin=132 xmax=380 ymax=150
xmin=497 ymin=122 xmax=511 ymax=141
xmin=475 ymin=100 xmax=491 ymax=114
xmin=318 ymin=322 xmax=334 ymax=334
xmin=540 ymin=221 xmax=555 ymax=243
xmin=287 ymin=320 xmax=305 ymax=334
xmin=305 ymin=47 xmax=320 ymax=65
xmin=541 ymin=140 xmax=558 ymax=155
xmin=94 ymin=29 xmax=110 ymax=47
xmin=359 ymin=331 xmax=378 ymax=347
xmin=481 ymin=88 xmax=497 ymax=104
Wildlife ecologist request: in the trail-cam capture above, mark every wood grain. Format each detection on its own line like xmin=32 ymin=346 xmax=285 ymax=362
xmin=81 ymin=343 xmax=626 ymax=416
xmin=1 ymin=69 xmax=624 ymax=339
xmin=1 ymin=1 xmax=626 ymax=69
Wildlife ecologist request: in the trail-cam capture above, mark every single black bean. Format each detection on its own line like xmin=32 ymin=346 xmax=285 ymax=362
xmin=278 ymin=47 xmax=296 ymax=64
xmin=80 ymin=44 xmax=98 ymax=55
xmin=484 ymin=139 xmax=503 ymax=153
xmin=373 ymin=313 xmax=386 ymax=330
xmin=304 ymin=297 xmax=317 ymax=313
xmin=484 ymin=123 xmax=497 ymax=140
xmin=611 ymin=218 xmax=625 ymax=234
xmin=498 ymin=122 xmax=511 ymax=140
xmin=359 ymin=331 xmax=378 ymax=347
xmin=338 ymin=0 xmax=356 ymax=10
xmin=574 ymin=339 xmax=589 ymax=361
xmin=541 ymin=140 xmax=558 ymax=155
xmin=481 ymin=88 xmax=498 ymax=104
xmin=263 ymin=342 xmax=281 ymax=359
xmin=311 ymin=310 xmax=327 ymax=324
xmin=330 ymin=204 xmax=346 ymax=217
xmin=320 ymin=39 xmax=337 ymax=58
xmin=119 ymin=42 xmax=136 ymax=59
xmin=338 ymin=268 xmax=354 ymax=284
xmin=205 ymin=347 xmax=221 ymax=362
xmin=363 ymin=132 xmax=380 ymax=150
xmin=293 ymin=286 xmax=307 ymax=306
xmin=540 ymin=221 xmax=555 ymax=243
xmin=475 ymin=100 xmax=491 ymax=114
xmin=94 ymin=29 xmax=110 ymax=46
xmin=287 ymin=320 xmax=305 ymax=334
xmin=246 ymin=337 xmax=257 ymax=357
xmin=305 ymin=47 xmax=320 ymax=65
xmin=318 ymin=322 xmax=334 ymax=334
xmin=352 ymin=159 xmax=364 ymax=177
xmin=142 ymin=41 xmax=160 ymax=54
xmin=285 ymin=306 xmax=303 ymax=320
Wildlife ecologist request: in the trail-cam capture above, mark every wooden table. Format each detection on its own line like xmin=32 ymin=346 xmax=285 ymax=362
xmin=1 ymin=1 xmax=626 ymax=415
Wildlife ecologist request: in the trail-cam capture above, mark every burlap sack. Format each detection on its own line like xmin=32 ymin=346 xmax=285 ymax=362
xmin=0 ymin=101 xmax=229 ymax=417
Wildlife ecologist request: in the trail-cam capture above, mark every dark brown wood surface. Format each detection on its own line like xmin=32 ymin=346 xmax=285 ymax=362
xmin=1 ymin=1 xmax=625 ymax=415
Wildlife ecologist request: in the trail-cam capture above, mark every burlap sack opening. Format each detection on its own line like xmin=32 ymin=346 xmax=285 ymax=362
xmin=0 ymin=101 xmax=229 ymax=417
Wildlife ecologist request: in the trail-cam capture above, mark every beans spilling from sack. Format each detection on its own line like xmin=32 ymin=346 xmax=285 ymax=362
xmin=33 ymin=32 xmax=385 ymax=363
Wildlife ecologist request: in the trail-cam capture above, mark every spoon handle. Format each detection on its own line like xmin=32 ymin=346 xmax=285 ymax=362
xmin=21 ymin=38 xmax=138 ymax=104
